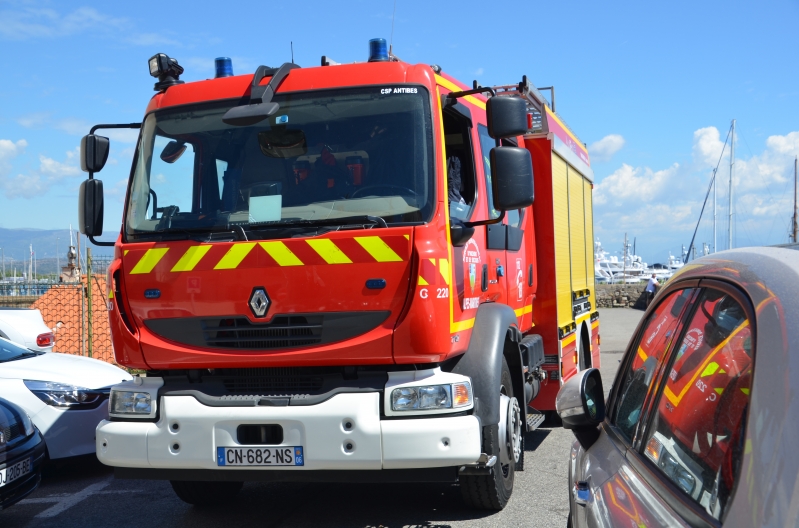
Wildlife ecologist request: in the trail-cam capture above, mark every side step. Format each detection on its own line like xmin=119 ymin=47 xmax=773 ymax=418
xmin=526 ymin=407 xmax=545 ymax=432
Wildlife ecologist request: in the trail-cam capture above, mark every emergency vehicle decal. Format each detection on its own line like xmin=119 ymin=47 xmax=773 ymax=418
xmin=663 ymin=320 xmax=750 ymax=407
xmin=124 ymin=235 xmax=410 ymax=274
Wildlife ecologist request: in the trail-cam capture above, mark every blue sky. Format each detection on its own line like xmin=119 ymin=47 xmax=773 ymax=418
xmin=0 ymin=0 xmax=797 ymax=265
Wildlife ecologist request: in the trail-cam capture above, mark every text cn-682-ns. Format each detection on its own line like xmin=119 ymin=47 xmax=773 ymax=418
xmin=79 ymin=39 xmax=599 ymax=510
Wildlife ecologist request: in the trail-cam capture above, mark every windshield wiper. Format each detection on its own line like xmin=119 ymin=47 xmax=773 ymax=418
xmin=253 ymin=215 xmax=388 ymax=229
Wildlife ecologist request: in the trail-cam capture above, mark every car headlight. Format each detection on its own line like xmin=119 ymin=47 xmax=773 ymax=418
xmin=391 ymin=381 xmax=472 ymax=412
xmin=23 ymin=380 xmax=106 ymax=409
xmin=110 ymin=390 xmax=152 ymax=415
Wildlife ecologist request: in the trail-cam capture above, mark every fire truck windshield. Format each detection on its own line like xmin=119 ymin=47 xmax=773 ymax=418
xmin=125 ymin=86 xmax=434 ymax=240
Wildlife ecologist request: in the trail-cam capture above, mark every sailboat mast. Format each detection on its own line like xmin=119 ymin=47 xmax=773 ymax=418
xmin=712 ymin=168 xmax=717 ymax=252
xmin=728 ymin=119 xmax=735 ymax=250
xmin=793 ymin=156 xmax=798 ymax=243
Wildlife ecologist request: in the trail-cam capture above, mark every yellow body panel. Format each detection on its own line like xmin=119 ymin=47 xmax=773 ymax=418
xmin=552 ymin=154 xmax=573 ymax=327
xmin=568 ymin=167 xmax=587 ymax=292
xmin=583 ymin=178 xmax=596 ymax=309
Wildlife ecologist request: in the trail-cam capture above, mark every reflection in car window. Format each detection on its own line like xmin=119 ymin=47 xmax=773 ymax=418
xmin=612 ymin=289 xmax=696 ymax=443
xmin=477 ymin=125 xmax=500 ymax=220
xmin=642 ymin=289 xmax=751 ymax=520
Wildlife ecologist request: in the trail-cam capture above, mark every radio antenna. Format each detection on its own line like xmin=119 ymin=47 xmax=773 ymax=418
xmin=389 ymin=0 xmax=397 ymax=56
xmin=291 ymin=41 xmax=294 ymax=63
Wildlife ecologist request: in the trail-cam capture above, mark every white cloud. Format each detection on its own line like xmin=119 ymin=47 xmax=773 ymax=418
xmin=765 ymin=131 xmax=799 ymax=155
xmin=692 ymin=126 xmax=725 ymax=167
xmin=593 ymin=163 xmax=678 ymax=206
xmin=0 ymin=145 xmax=82 ymax=199
xmin=0 ymin=7 xmax=126 ymax=40
xmin=0 ymin=139 xmax=27 ymax=163
xmin=474 ymin=67 xmax=484 ymax=76
xmin=588 ymin=134 xmax=625 ymax=162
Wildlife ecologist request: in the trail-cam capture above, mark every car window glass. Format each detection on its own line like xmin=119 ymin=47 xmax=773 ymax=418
xmin=612 ymin=289 xmax=696 ymax=443
xmin=641 ymin=289 xmax=752 ymax=520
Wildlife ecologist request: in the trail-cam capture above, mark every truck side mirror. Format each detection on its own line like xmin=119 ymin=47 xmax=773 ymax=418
xmin=80 ymin=134 xmax=110 ymax=173
xmin=490 ymin=147 xmax=534 ymax=210
xmin=78 ymin=179 xmax=105 ymax=236
xmin=556 ymin=368 xmax=605 ymax=449
xmin=486 ymin=96 xmax=528 ymax=139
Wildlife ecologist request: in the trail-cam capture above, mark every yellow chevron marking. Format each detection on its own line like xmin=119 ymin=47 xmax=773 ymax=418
xmin=260 ymin=241 xmax=303 ymax=266
xmin=701 ymin=362 xmax=719 ymax=378
xmin=130 ymin=248 xmax=169 ymax=274
xmin=514 ymin=304 xmax=533 ymax=317
xmin=403 ymin=234 xmax=409 ymax=240
xmin=741 ymin=388 xmax=750 ymax=396
xmin=171 ymin=245 xmax=212 ymax=272
xmin=354 ymin=236 xmax=402 ymax=262
xmin=123 ymin=250 xmax=129 ymax=256
xmin=307 ymin=239 xmax=352 ymax=264
xmin=214 ymin=243 xmax=256 ymax=269
xmin=637 ymin=347 xmax=647 ymax=363
xmin=418 ymin=276 xmax=429 ymax=286
xmin=438 ymin=258 xmax=450 ymax=285
xmin=715 ymin=388 xmax=724 ymax=395
xmin=108 ymin=289 xmax=114 ymax=299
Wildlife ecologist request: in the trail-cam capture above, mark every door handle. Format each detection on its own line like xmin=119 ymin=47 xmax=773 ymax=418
xmin=573 ymin=481 xmax=591 ymax=506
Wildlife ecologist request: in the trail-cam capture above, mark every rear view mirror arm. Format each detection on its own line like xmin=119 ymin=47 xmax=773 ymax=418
xmin=86 ymin=123 xmax=142 ymax=179
xmin=463 ymin=210 xmax=505 ymax=228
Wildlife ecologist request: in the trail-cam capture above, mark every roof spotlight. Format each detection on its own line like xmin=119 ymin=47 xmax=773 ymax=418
xmin=148 ymin=53 xmax=185 ymax=92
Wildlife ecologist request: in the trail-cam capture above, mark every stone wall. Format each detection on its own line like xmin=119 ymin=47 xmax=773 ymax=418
xmin=596 ymin=284 xmax=647 ymax=308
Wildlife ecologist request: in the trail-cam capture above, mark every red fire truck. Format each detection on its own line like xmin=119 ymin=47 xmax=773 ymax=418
xmin=79 ymin=39 xmax=599 ymax=510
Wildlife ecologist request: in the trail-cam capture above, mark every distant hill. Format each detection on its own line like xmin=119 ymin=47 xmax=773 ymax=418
xmin=0 ymin=228 xmax=114 ymax=276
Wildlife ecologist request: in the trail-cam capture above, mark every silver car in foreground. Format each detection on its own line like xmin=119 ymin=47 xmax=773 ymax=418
xmin=557 ymin=247 xmax=799 ymax=528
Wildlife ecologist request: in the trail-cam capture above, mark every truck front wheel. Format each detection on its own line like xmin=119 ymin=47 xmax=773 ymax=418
xmin=459 ymin=356 xmax=520 ymax=510
xmin=170 ymin=480 xmax=243 ymax=506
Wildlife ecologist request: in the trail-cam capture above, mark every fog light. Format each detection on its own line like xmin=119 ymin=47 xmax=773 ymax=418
xmin=110 ymin=390 xmax=152 ymax=414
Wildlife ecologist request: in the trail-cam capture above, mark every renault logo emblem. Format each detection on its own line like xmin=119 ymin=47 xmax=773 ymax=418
xmin=249 ymin=287 xmax=270 ymax=318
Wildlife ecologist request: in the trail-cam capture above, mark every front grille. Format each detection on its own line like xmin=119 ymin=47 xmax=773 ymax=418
xmin=1 ymin=421 xmax=23 ymax=444
xmin=203 ymin=316 xmax=323 ymax=349
xmin=219 ymin=367 xmax=326 ymax=394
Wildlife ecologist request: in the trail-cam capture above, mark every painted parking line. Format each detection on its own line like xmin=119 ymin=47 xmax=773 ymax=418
xmin=18 ymin=478 xmax=140 ymax=518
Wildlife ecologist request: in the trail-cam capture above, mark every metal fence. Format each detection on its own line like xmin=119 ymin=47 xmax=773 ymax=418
xmin=0 ymin=254 xmax=116 ymax=365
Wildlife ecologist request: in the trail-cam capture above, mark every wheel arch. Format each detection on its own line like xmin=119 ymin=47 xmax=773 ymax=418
xmin=452 ymin=303 xmax=525 ymax=427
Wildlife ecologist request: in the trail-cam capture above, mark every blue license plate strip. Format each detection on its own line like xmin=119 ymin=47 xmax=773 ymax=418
xmin=217 ymin=446 xmax=304 ymax=466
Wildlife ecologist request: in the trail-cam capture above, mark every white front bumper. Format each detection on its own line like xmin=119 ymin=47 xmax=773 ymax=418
xmin=96 ymin=392 xmax=481 ymax=471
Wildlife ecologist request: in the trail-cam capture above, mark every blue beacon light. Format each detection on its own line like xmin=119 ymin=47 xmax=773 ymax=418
xmin=215 ymin=57 xmax=233 ymax=78
xmin=368 ymin=38 xmax=389 ymax=62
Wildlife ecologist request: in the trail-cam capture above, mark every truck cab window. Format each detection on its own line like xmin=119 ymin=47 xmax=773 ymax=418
xmin=477 ymin=124 xmax=501 ymax=220
xmin=443 ymin=110 xmax=475 ymax=221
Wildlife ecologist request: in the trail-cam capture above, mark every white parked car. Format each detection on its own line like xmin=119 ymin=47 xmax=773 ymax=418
xmin=0 ymin=336 xmax=131 ymax=459
xmin=0 ymin=308 xmax=54 ymax=352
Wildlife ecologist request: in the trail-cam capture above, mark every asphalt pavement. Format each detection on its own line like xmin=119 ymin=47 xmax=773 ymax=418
xmin=2 ymin=308 xmax=644 ymax=528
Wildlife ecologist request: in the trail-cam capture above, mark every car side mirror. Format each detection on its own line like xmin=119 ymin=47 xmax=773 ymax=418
xmin=78 ymin=179 xmax=104 ymax=237
xmin=556 ymin=368 xmax=605 ymax=449
xmin=80 ymin=134 xmax=110 ymax=173
xmin=486 ymin=96 xmax=528 ymax=139
xmin=490 ymin=147 xmax=534 ymax=210
xmin=449 ymin=218 xmax=475 ymax=247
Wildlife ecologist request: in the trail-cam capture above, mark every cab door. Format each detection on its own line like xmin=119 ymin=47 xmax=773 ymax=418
xmin=475 ymin=124 xmax=507 ymax=306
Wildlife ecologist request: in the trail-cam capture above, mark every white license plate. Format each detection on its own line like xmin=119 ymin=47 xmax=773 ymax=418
xmin=217 ymin=446 xmax=304 ymax=467
xmin=0 ymin=457 xmax=32 ymax=488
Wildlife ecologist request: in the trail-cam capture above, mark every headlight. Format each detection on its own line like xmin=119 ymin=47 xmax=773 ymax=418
xmin=24 ymin=380 xmax=105 ymax=409
xmin=110 ymin=391 xmax=152 ymax=415
xmin=391 ymin=382 xmax=472 ymax=412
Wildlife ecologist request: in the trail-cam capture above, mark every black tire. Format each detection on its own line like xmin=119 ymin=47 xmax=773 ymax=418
xmin=460 ymin=357 xmax=517 ymax=510
xmin=170 ymin=480 xmax=243 ymax=506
